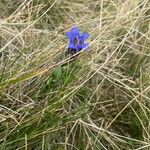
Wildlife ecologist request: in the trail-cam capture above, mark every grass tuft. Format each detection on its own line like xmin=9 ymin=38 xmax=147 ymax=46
xmin=0 ymin=0 xmax=150 ymax=149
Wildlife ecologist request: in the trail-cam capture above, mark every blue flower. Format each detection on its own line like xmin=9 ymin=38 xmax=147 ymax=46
xmin=66 ymin=26 xmax=90 ymax=55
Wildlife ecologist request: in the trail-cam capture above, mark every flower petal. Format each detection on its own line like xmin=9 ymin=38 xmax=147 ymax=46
xmin=81 ymin=33 xmax=90 ymax=40
xmin=76 ymin=45 xmax=82 ymax=51
xmin=81 ymin=43 xmax=90 ymax=49
xmin=69 ymin=42 xmax=76 ymax=49
xmin=66 ymin=27 xmax=80 ymax=40
xmin=66 ymin=32 xmax=73 ymax=40
xmin=71 ymin=27 xmax=80 ymax=34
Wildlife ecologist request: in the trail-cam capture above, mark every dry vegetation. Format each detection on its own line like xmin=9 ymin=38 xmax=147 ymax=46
xmin=0 ymin=0 xmax=150 ymax=149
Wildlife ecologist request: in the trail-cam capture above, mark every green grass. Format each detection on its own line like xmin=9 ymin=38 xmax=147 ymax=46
xmin=0 ymin=0 xmax=150 ymax=149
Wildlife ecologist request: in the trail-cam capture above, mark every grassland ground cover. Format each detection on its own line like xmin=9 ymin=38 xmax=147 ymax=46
xmin=0 ymin=0 xmax=150 ymax=149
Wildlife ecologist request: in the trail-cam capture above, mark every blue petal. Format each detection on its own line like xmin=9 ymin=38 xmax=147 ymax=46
xmin=76 ymin=45 xmax=82 ymax=51
xmin=66 ymin=27 xmax=80 ymax=40
xmin=81 ymin=43 xmax=89 ymax=49
xmin=66 ymin=32 xmax=73 ymax=39
xmin=71 ymin=27 xmax=80 ymax=34
xmin=69 ymin=42 xmax=76 ymax=49
xmin=81 ymin=33 xmax=90 ymax=40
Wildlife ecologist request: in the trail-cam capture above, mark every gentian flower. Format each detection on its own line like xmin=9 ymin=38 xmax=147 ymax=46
xmin=66 ymin=26 xmax=90 ymax=55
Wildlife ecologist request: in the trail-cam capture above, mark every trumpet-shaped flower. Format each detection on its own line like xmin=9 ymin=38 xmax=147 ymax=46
xmin=66 ymin=26 xmax=90 ymax=55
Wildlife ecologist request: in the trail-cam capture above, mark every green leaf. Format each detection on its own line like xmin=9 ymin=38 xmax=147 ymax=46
xmin=53 ymin=65 xmax=62 ymax=79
